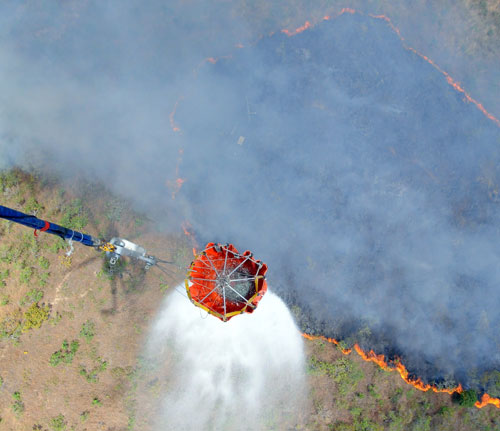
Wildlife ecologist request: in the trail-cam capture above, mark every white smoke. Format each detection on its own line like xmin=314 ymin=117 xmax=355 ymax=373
xmin=144 ymin=289 xmax=307 ymax=431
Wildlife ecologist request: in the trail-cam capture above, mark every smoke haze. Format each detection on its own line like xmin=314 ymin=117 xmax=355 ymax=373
xmin=1 ymin=1 xmax=499 ymax=389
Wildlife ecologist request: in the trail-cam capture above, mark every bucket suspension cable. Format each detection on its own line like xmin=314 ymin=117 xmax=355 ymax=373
xmin=0 ymin=204 xmax=165 ymax=270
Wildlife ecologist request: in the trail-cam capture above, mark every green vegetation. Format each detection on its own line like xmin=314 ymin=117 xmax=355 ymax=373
xmin=50 ymin=339 xmax=80 ymax=366
xmin=0 ymin=294 xmax=9 ymax=305
xmin=46 ymin=237 xmax=67 ymax=254
xmin=0 ymin=169 xmax=21 ymax=192
xmin=19 ymin=266 xmax=33 ymax=284
xmin=481 ymin=370 xmax=500 ymax=398
xmin=49 ymin=414 xmax=67 ymax=431
xmin=0 ymin=309 xmax=22 ymax=339
xmin=11 ymin=391 xmax=25 ymax=417
xmin=0 ymin=268 xmax=9 ymax=285
xmin=24 ymin=196 xmax=43 ymax=214
xmin=437 ymin=405 xmax=452 ymax=417
xmin=453 ymin=389 xmax=478 ymax=407
xmin=105 ymin=197 xmax=126 ymax=221
xmin=59 ymin=198 xmax=88 ymax=230
xmin=80 ymin=357 xmax=108 ymax=383
xmin=80 ymin=320 xmax=96 ymax=342
xmin=80 ymin=411 xmax=90 ymax=422
xmin=92 ymin=396 xmax=102 ymax=407
xmin=38 ymin=256 xmax=50 ymax=270
xmin=20 ymin=288 xmax=44 ymax=306
xmin=22 ymin=302 xmax=50 ymax=332
xmin=38 ymin=270 xmax=50 ymax=287
xmin=308 ymin=356 xmax=364 ymax=395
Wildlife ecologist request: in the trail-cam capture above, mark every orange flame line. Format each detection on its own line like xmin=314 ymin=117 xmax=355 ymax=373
xmin=281 ymin=9 xmax=500 ymax=128
xmin=168 ymin=147 xmax=185 ymax=200
xmin=475 ymin=393 xmax=500 ymax=409
xmin=302 ymin=333 xmax=498 ymax=408
xmin=281 ymin=20 xmax=312 ymax=36
xmin=181 ymin=221 xmax=199 ymax=255
xmin=169 ymin=97 xmax=183 ymax=133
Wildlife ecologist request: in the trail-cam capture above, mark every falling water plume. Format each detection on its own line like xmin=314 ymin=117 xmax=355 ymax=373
xmin=143 ymin=289 xmax=307 ymax=430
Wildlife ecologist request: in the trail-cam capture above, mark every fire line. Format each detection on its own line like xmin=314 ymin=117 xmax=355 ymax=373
xmin=281 ymin=9 xmax=500 ymax=128
xmin=302 ymin=333 xmax=500 ymax=409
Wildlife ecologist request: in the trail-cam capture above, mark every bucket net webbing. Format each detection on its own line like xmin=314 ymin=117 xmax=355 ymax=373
xmin=185 ymin=243 xmax=268 ymax=321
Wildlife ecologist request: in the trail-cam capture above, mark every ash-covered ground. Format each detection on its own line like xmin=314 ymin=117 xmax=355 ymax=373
xmin=174 ymin=14 xmax=500 ymax=392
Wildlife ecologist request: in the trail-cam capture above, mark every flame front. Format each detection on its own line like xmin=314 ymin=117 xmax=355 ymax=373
xmin=181 ymin=220 xmax=199 ymax=255
xmin=169 ymin=97 xmax=183 ymax=133
xmin=302 ymin=332 xmax=500 ymax=409
xmin=281 ymin=8 xmax=500 ymax=128
xmin=475 ymin=393 xmax=500 ymax=409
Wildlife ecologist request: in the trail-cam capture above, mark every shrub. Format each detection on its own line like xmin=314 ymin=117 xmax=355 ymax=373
xmin=38 ymin=271 xmax=50 ymax=287
xmin=50 ymin=339 xmax=80 ymax=366
xmin=11 ymin=391 xmax=24 ymax=417
xmin=22 ymin=303 xmax=50 ymax=332
xmin=38 ymin=256 xmax=50 ymax=270
xmin=92 ymin=396 xmax=102 ymax=406
xmin=59 ymin=199 xmax=88 ymax=230
xmin=47 ymin=237 xmax=67 ymax=254
xmin=0 ymin=268 xmax=9 ymax=284
xmin=452 ymin=389 xmax=478 ymax=407
xmin=308 ymin=356 xmax=364 ymax=395
xmin=80 ymin=320 xmax=96 ymax=342
xmin=437 ymin=405 xmax=452 ymax=417
xmin=20 ymin=288 xmax=44 ymax=306
xmin=19 ymin=266 xmax=33 ymax=284
xmin=0 ymin=169 xmax=20 ymax=191
xmin=0 ymin=309 xmax=22 ymax=339
xmin=49 ymin=414 xmax=66 ymax=431
xmin=24 ymin=197 xmax=43 ymax=214
xmin=80 ymin=357 xmax=108 ymax=383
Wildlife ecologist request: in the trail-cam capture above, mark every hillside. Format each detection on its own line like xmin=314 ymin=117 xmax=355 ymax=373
xmin=0 ymin=169 xmax=189 ymax=430
xmin=0 ymin=171 xmax=499 ymax=430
